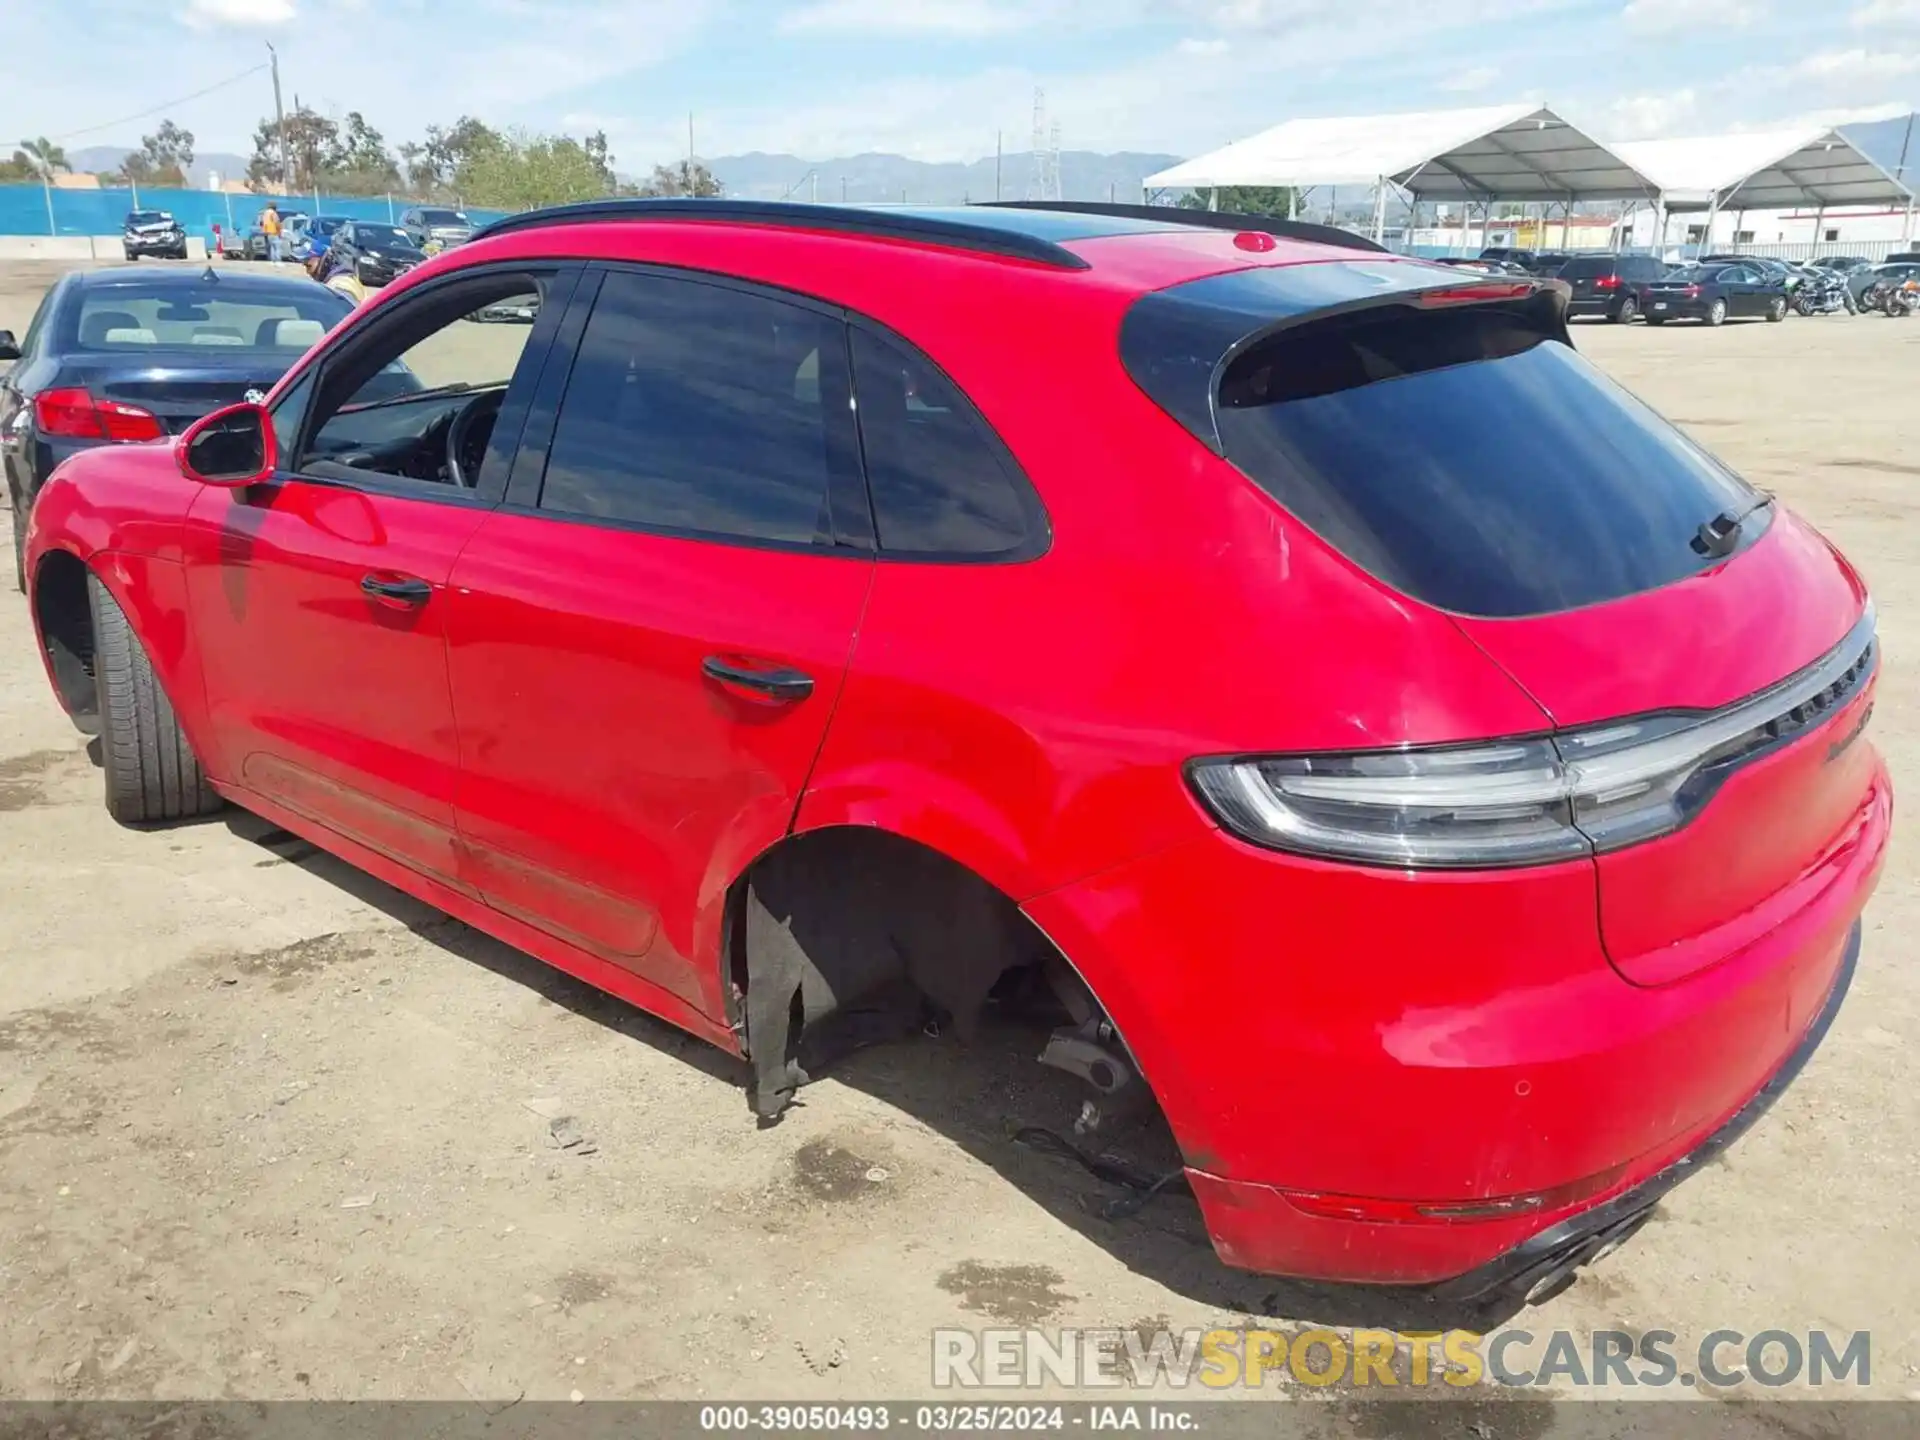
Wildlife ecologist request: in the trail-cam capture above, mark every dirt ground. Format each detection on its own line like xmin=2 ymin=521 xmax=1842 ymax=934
xmin=0 ymin=258 xmax=1916 ymax=1407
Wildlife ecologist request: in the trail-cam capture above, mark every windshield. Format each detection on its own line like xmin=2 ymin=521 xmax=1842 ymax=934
xmin=126 ymin=212 xmax=170 ymax=226
xmin=360 ymin=228 xmax=420 ymax=252
xmin=69 ymin=281 xmax=352 ymax=354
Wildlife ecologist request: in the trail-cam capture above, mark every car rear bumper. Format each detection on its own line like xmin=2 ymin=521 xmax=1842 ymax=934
xmin=1022 ymin=760 xmax=1890 ymax=1289
xmin=1565 ymin=297 xmax=1624 ymax=315
xmin=1643 ymin=299 xmax=1710 ymax=318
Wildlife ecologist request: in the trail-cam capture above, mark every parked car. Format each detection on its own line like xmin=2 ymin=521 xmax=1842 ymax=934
xmin=1884 ymin=250 xmax=1920 ymax=265
xmin=1435 ymin=257 xmax=1529 ymax=276
xmin=1807 ymin=256 xmax=1872 ymax=275
xmin=1848 ymin=260 xmax=1920 ymax=307
xmin=301 ymin=215 xmax=352 ymax=276
xmin=1476 ymin=245 xmax=1536 ymax=269
xmin=1557 ymin=253 xmax=1666 ymax=322
xmin=323 ymin=222 xmax=427 ymax=287
xmin=121 ymin=210 xmax=188 ymax=261
xmin=0 ymin=266 xmax=361 ymax=591
xmin=400 ymin=206 xmax=476 ymax=250
xmin=1640 ymin=262 xmax=1790 ymax=325
xmin=245 ymin=210 xmax=308 ymax=261
xmin=19 ymin=200 xmax=1887 ymax=1305
xmin=1529 ymin=250 xmax=1574 ymax=275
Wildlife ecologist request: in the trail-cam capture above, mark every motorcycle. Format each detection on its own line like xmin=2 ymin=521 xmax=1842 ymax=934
xmin=1793 ymin=268 xmax=1854 ymax=315
xmin=1887 ymin=279 xmax=1919 ymax=317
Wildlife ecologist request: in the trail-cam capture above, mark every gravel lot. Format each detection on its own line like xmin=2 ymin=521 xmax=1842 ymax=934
xmin=1 ymin=258 xmax=1916 ymax=1408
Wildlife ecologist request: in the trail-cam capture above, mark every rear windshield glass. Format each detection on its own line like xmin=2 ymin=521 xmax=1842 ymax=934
xmin=419 ymin=209 xmax=467 ymax=224
xmin=70 ymin=282 xmax=351 ymax=354
xmin=1559 ymin=257 xmax=1619 ymax=279
xmin=1208 ymin=303 xmax=1761 ymax=617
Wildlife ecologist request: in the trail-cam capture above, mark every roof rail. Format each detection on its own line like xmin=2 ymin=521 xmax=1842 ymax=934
xmin=975 ymin=200 xmax=1388 ymax=255
xmin=470 ymin=198 xmax=1091 ymax=270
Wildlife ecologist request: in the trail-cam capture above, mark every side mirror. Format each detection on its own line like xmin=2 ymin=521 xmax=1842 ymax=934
xmin=178 ymin=402 xmax=277 ymax=487
xmin=0 ymin=330 xmax=19 ymax=362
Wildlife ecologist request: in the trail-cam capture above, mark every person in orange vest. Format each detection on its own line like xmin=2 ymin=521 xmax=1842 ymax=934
xmin=261 ymin=202 xmax=283 ymax=263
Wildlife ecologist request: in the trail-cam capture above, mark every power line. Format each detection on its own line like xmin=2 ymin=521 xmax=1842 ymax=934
xmin=52 ymin=64 xmax=270 ymax=143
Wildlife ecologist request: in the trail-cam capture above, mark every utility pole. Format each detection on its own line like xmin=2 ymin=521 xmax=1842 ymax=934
xmin=267 ymin=41 xmax=290 ymax=195
xmin=995 ymin=130 xmax=1002 ymax=201
xmin=841 ymin=175 xmax=847 ymax=202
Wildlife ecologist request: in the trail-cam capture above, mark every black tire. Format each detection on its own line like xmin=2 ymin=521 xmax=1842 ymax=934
xmin=1612 ymin=295 xmax=1640 ymax=323
xmin=1766 ymin=296 xmax=1787 ymax=323
xmin=87 ymin=574 xmax=222 ymax=824
xmin=122 ymin=248 xmax=135 ymax=262
xmin=1706 ymin=298 xmax=1728 ymax=327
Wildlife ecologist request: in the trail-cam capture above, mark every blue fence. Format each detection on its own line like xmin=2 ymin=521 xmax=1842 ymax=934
xmin=0 ymin=183 xmax=513 ymax=237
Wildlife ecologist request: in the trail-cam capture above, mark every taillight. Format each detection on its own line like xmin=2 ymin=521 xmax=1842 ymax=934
xmin=1594 ymin=275 xmax=1620 ymax=290
xmin=34 ymin=388 xmax=164 ymax=443
xmin=1188 ymin=607 xmax=1876 ymax=869
xmin=1685 ymin=284 xmax=1702 ymax=298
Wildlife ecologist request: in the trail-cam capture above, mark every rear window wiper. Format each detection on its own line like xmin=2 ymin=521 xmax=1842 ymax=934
xmin=1693 ymin=492 xmax=1774 ymax=558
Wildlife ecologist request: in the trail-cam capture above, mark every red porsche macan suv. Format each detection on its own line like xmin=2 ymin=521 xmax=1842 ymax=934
xmin=21 ymin=201 xmax=1889 ymax=1305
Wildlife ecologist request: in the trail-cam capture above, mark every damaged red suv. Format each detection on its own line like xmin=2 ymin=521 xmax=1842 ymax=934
xmin=23 ymin=201 xmax=1888 ymax=1305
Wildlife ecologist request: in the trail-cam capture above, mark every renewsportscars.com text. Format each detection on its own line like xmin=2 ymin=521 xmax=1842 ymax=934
xmin=931 ymin=1326 xmax=1871 ymax=1390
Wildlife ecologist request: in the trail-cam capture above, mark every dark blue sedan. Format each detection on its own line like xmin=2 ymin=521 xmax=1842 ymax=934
xmin=0 ymin=265 xmax=353 ymax=591
xmin=1638 ymin=262 xmax=1790 ymax=326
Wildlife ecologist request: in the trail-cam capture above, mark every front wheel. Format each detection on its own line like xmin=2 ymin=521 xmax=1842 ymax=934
xmin=1767 ymin=296 xmax=1787 ymax=323
xmin=1706 ymin=298 xmax=1728 ymax=327
xmin=87 ymin=574 xmax=223 ymax=824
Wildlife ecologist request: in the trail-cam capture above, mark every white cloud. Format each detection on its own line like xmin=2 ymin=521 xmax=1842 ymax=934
xmin=1176 ymin=35 xmax=1230 ymax=53
xmin=1439 ymin=64 xmax=1500 ymax=92
xmin=1734 ymin=100 xmax=1916 ymax=131
xmin=1851 ymin=0 xmax=1920 ymax=24
xmin=1789 ymin=46 xmax=1920 ymax=80
xmin=1609 ymin=88 xmax=1697 ymax=137
xmin=779 ymin=0 xmax=1032 ymax=34
xmin=1622 ymin=0 xmax=1765 ymax=35
xmin=181 ymin=0 xmax=294 ymax=26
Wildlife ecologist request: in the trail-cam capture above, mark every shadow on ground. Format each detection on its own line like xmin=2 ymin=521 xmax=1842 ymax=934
xmin=221 ymin=809 xmax=1525 ymax=1335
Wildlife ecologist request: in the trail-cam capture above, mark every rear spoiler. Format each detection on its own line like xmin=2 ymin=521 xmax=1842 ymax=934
xmin=1120 ymin=261 xmax=1570 ymax=454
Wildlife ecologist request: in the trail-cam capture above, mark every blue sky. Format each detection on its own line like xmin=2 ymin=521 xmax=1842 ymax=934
xmin=4 ymin=0 xmax=1916 ymax=170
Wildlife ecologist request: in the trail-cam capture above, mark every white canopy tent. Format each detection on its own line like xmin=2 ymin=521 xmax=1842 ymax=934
xmin=1143 ymin=103 xmax=1659 ymax=241
xmin=1609 ymin=128 xmax=1915 ymax=250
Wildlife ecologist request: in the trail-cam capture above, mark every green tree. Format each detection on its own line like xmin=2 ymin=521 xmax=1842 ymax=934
xmin=1178 ymin=185 xmax=1299 ymax=217
xmin=636 ymin=159 xmax=722 ymax=198
xmin=455 ymin=129 xmax=619 ymax=210
xmin=16 ymin=137 xmax=71 ymax=177
xmin=406 ymin=116 xmax=504 ymax=199
xmin=0 ymin=149 xmax=39 ymax=183
xmin=323 ymin=111 xmax=400 ymax=195
xmin=247 ymin=106 xmax=339 ymax=193
xmin=117 ymin=120 xmax=195 ymax=188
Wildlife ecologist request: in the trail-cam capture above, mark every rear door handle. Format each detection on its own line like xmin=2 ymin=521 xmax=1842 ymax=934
xmin=361 ymin=573 xmax=432 ymax=607
xmin=701 ymin=656 xmax=814 ymax=703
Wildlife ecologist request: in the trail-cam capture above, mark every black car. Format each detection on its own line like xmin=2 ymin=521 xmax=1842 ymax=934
xmin=122 ymin=210 xmax=188 ymax=261
xmin=1476 ymin=246 xmax=1536 ymax=269
xmin=1638 ymin=262 xmax=1790 ymax=326
xmin=1809 ymin=255 xmax=1872 ymax=275
xmin=0 ymin=267 xmax=355 ymax=591
xmin=1557 ymin=253 xmax=1666 ymax=322
xmin=1885 ymin=251 xmax=1920 ymax=265
xmin=1529 ymin=251 xmax=1574 ymax=276
xmin=326 ymin=222 xmax=426 ymax=287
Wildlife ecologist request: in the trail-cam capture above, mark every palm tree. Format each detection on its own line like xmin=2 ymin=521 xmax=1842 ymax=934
xmin=18 ymin=137 xmax=71 ymax=177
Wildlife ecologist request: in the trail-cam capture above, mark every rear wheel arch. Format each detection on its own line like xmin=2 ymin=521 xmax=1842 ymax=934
xmin=31 ymin=546 xmax=99 ymax=730
xmin=721 ymin=822 xmax=1152 ymax=1124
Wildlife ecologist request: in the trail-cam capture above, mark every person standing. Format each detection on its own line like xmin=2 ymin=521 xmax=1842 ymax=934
xmin=262 ymin=202 xmax=283 ymax=263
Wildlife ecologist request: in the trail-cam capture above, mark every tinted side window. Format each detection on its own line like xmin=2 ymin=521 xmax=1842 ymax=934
xmin=850 ymin=327 xmax=1038 ymax=559
xmin=539 ymin=272 xmax=857 ymax=546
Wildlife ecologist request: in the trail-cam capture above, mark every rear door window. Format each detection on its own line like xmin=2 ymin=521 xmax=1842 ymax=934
xmin=538 ymin=270 xmax=862 ymax=547
xmin=849 ymin=326 xmax=1042 ymax=559
xmin=1203 ymin=301 xmax=1760 ymax=617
